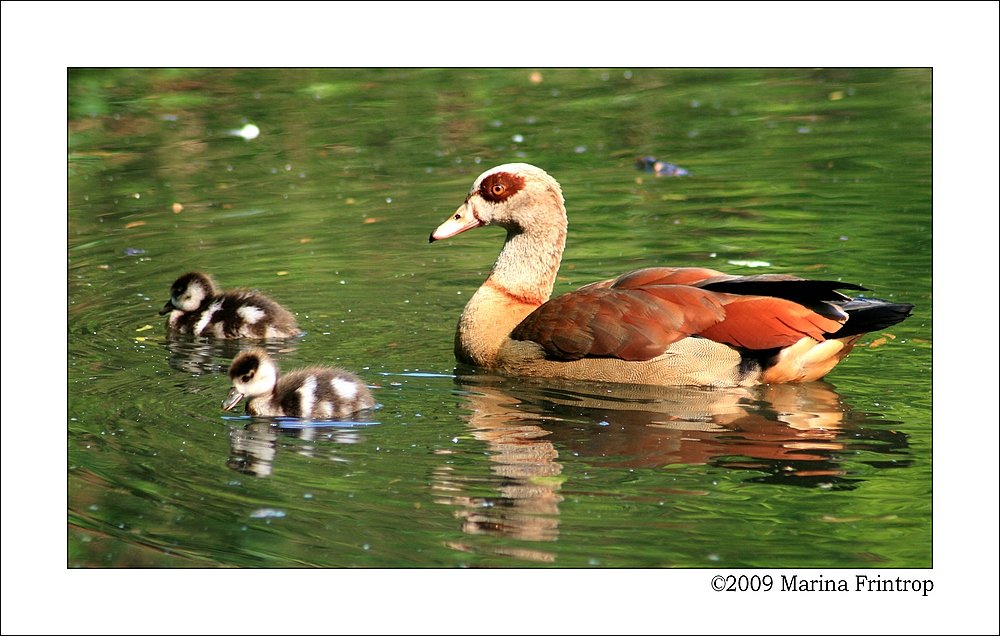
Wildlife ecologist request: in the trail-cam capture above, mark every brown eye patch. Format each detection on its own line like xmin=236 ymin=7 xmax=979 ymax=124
xmin=479 ymin=172 xmax=525 ymax=203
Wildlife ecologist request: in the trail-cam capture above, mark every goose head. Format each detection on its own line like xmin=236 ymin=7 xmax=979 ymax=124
xmin=429 ymin=163 xmax=566 ymax=242
xmin=223 ymin=348 xmax=279 ymax=411
xmin=159 ymin=271 xmax=218 ymax=315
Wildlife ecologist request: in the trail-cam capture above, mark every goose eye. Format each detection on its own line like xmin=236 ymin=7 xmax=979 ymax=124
xmin=242 ymin=374 xmax=252 ymax=382
xmin=454 ymin=213 xmax=461 ymax=220
xmin=491 ymin=183 xmax=505 ymax=196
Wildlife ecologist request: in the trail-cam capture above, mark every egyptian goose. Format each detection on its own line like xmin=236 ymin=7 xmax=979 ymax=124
xmin=429 ymin=163 xmax=913 ymax=387
xmin=159 ymin=272 xmax=301 ymax=338
xmin=222 ymin=348 xmax=375 ymax=418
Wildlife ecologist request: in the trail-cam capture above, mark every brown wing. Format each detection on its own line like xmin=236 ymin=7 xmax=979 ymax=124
xmin=578 ymin=266 xmax=728 ymax=291
xmin=511 ymin=285 xmax=728 ymax=361
xmin=696 ymin=294 xmax=846 ymax=350
xmin=514 ymin=267 xmax=864 ymax=361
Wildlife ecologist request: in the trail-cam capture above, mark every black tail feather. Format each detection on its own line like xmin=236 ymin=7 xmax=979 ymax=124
xmin=827 ymin=298 xmax=914 ymax=338
xmin=698 ymin=278 xmax=868 ymax=304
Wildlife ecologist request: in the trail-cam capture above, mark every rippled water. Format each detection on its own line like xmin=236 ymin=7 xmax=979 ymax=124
xmin=67 ymin=68 xmax=931 ymax=568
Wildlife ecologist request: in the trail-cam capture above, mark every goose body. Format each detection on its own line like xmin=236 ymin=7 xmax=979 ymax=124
xmin=430 ymin=163 xmax=913 ymax=388
xmin=222 ymin=348 xmax=374 ymax=418
xmin=159 ymin=272 xmax=300 ymax=338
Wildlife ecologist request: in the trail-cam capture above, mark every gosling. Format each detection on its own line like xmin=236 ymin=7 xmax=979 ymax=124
xmin=159 ymin=272 xmax=300 ymax=338
xmin=222 ymin=348 xmax=375 ymax=419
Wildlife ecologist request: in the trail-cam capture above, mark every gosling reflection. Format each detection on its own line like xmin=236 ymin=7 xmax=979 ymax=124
xmin=438 ymin=372 xmax=909 ymax=559
xmin=163 ymin=332 xmax=300 ymax=375
xmin=227 ymin=418 xmax=372 ymax=478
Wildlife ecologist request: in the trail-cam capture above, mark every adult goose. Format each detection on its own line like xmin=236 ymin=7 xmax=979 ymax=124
xmin=429 ymin=163 xmax=912 ymax=387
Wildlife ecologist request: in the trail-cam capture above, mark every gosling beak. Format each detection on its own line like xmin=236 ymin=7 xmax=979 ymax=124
xmin=158 ymin=301 xmax=175 ymax=315
xmin=429 ymin=202 xmax=483 ymax=243
xmin=222 ymin=387 xmax=245 ymax=411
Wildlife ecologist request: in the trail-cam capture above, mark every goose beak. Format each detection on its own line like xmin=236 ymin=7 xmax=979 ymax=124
xmin=222 ymin=388 xmax=245 ymax=411
xmin=158 ymin=301 xmax=175 ymax=315
xmin=429 ymin=202 xmax=483 ymax=243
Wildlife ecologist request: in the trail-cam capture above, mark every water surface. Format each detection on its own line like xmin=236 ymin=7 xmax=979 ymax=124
xmin=68 ymin=68 xmax=931 ymax=567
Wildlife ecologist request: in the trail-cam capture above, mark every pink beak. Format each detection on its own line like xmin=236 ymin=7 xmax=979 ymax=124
xmin=429 ymin=202 xmax=483 ymax=242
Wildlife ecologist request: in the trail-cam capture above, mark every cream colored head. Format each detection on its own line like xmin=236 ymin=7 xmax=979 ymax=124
xmin=429 ymin=163 xmax=565 ymax=242
xmin=222 ymin=348 xmax=279 ymax=411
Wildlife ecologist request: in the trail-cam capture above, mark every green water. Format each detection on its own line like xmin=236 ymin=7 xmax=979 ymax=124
xmin=67 ymin=68 xmax=931 ymax=568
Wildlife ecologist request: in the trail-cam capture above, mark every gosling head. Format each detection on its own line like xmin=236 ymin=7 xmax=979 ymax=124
xmin=159 ymin=272 xmax=218 ymax=315
xmin=222 ymin=348 xmax=279 ymax=411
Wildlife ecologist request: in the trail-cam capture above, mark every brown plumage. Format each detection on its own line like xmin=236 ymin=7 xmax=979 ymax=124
xmin=511 ymin=284 xmax=727 ymax=361
xmin=429 ymin=163 xmax=913 ymax=387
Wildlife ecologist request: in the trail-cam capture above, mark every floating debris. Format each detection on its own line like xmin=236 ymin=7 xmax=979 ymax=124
xmin=726 ymin=259 xmax=771 ymax=268
xmin=636 ymin=156 xmax=689 ymax=177
xmin=124 ymin=247 xmax=146 ymax=256
xmin=868 ymin=334 xmax=897 ymax=349
xmin=229 ymin=123 xmax=260 ymax=140
xmin=172 ymin=202 xmax=184 ymax=214
xmin=249 ymin=508 xmax=286 ymax=519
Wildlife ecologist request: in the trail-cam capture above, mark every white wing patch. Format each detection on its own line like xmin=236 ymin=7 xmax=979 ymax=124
xmin=237 ymin=305 xmax=266 ymax=324
xmin=296 ymin=376 xmax=318 ymax=418
xmin=193 ymin=299 xmax=223 ymax=335
xmin=331 ymin=377 xmax=359 ymax=402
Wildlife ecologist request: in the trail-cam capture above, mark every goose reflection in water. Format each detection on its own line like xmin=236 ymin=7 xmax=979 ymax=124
xmin=436 ymin=371 xmax=910 ymax=562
